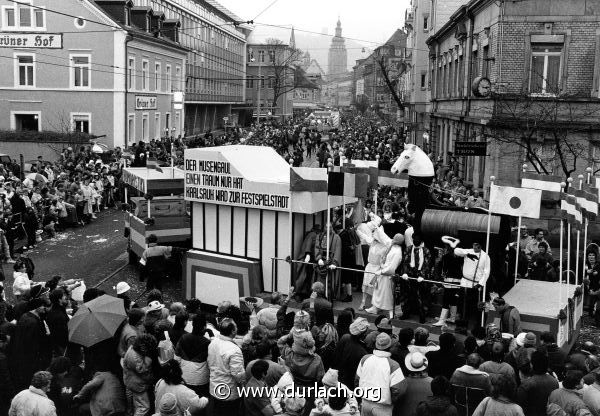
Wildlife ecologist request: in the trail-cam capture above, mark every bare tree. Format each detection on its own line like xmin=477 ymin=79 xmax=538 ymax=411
xmin=375 ymin=55 xmax=408 ymax=113
xmin=483 ymin=68 xmax=600 ymax=180
xmin=264 ymin=38 xmax=304 ymax=115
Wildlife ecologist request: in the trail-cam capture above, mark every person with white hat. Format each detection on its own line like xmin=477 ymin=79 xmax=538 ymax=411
xmin=433 ymin=236 xmax=463 ymax=326
xmin=367 ymin=233 xmax=404 ymax=319
xmin=454 ymin=241 xmax=490 ymax=322
xmin=394 ymin=352 xmax=432 ymax=416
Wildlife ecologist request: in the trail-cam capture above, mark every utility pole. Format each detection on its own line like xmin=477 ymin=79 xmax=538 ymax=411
xmin=257 ymin=51 xmax=262 ymax=126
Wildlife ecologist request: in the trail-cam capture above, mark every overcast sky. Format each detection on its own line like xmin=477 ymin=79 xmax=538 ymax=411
xmin=218 ymin=0 xmax=412 ymax=46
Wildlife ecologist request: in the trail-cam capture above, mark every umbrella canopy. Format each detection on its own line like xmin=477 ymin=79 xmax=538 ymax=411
xmin=25 ymin=173 xmax=48 ymax=183
xmin=68 ymin=294 xmax=126 ymax=347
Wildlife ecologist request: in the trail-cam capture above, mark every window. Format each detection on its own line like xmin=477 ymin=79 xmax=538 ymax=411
xmin=166 ymin=65 xmax=171 ymax=92
xmin=16 ymin=54 xmax=34 ymax=87
xmin=482 ymin=45 xmax=489 ymax=78
xmin=71 ymin=114 xmax=90 ymax=134
xmin=267 ymin=77 xmax=274 ymax=88
xmin=423 ymin=15 xmax=429 ymax=30
xmin=12 ymin=112 xmax=40 ymax=131
xmin=420 ymin=72 xmax=426 ymax=89
xmin=142 ymin=113 xmax=149 ymax=141
xmin=5 ymin=8 xmax=15 ymax=27
xmin=154 ymin=63 xmax=161 ymax=91
xmin=268 ymin=50 xmax=275 ymax=63
xmin=165 ymin=112 xmax=171 ymax=132
xmin=471 ymin=50 xmax=478 ymax=93
xmin=127 ymin=114 xmax=135 ymax=143
xmin=175 ymin=111 xmax=180 ymax=136
xmin=128 ymin=57 xmax=135 ymax=90
xmin=530 ymin=43 xmax=562 ymax=95
xmin=246 ymin=78 xmax=254 ymax=88
xmin=154 ymin=112 xmax=161 ymax=140
xmin=142 ymin=60 xmax=149 ymax=91
xmin=258 ymin=50 xmax=265 ymax=63
xmin=71 ymin=55 xmax=90 ymax=88
xmin=175 ymin=66 xmax=181 ymax=91
xmin=3 ymin=2 xmax=44 ymax=30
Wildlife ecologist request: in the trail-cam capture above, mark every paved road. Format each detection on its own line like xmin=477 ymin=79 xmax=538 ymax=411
xmin=4 ymin=208 xmax=128 ymax=299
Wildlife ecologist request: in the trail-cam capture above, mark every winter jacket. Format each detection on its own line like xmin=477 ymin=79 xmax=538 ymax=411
xmin=415 ymin=395 xmax=458 ymax=416
xmin=122 ymin=346 xmax=154 ymax=393
xmin=426 ymin=349 xmax=462 ymax=380
xmin=12 ymin=272 xmax=30 ymax=297
xmin=542 ymin=343 xmax=568 ymax=380
xmin=278 ymin=336 xmax=325 ymax=387
xmin=478 ymin=360 xmax=516 ymax=384
xmin=243 ymin=377 xmax=276 ymax=416
xmin=547 ymin=388 xmax=593 ymax=416
xmin=583 ymin=383 xmax=600 ymax=416
xmin=154 ymin=379 xmax=208 ymax=416
xmin=245 ymin=359 xmax=287 ymax=388
xmin=175 ymin=333 xmax=210 ymax=387
xmin=45 ymin=304 xmax=69 ymax=355
xmin=498 ymin=306 xmax=522 ymax=336
xmin=516 ymin=373 xmax=559 ymax=416
xmin=117 ymin=324 xmax=139 ymax=358
xmin=449 ymin=365 xmax=492 ymax=411
xmin=9 ymin=386 xmax=57 ymax=416
xmin=333 ymin=334 xmax=368 ymax=389
xmin=356 ymin=350 xmax=407 ymax=405
xmin=76 ymin=371 xmax=126 ymax=416
xmin=472 ymin=397 xmax=524 ymax=416
xmin=207 ymin=334 xmax=245 ymax=400
xmin=394 ymin=375 xmax=432 ymax=415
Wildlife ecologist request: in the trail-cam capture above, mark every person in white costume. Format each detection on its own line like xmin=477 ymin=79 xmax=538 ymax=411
xmin=366 ymin=233 xmax=404 ymax=318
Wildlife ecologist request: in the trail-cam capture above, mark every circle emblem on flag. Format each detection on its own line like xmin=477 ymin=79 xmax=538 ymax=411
xmin=509 ymin=197 xmax=522 ymax=209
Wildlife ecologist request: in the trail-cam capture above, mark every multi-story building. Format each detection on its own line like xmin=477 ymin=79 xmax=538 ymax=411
xmin=0 ymin=0 xmax=186 ymax=149
xmin=134 ymin=0 xmax=250 ymax=133
xmin=351 ymin=29 xmax=407 ymax=116
xmin=245 ymin=27 xmax=296 ymax=119
xmin=427 ymin=0 xmax=600 ymax=191
xmin=293 ymin=53 xmax=323 ymax=111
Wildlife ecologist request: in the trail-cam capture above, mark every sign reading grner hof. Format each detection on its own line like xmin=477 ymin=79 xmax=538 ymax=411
xmin=184 ymin=157 xmax=290 ymax=211
xmin=135 ymin=95 xmax=157 ymax=110
xmin=0 ymin=33 xmax=63 ymax=48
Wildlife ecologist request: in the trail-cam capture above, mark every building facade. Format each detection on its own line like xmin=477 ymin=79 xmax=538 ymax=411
xmin=427 ymin=0 xmax=600 ymax=191
xmin=133 ymin=0 xmax=249 ymax=134
xmin=327 ymin=18 xmax=347 ymax=79
xmin=0 ymin=0 xmax=186 ymax=149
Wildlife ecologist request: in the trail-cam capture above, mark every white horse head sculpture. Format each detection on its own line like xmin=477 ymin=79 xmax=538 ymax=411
xmin=390 ymin=144 xmax=435 ymax=177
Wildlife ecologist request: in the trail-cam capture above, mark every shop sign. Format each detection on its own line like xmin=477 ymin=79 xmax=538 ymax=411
xmin=135 ymin=95 xmax=157 ymax=110
xmin=0 ymin=33 xmax=63 ymax=48
xmin=455 ymin=141 xmax=488 ymax=156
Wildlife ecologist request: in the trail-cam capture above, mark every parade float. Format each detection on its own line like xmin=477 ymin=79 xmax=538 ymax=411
xmin=183 ymin=145 xmax=353 ymax=307
xmin=120 ymin=167 xmax=191 ymax=266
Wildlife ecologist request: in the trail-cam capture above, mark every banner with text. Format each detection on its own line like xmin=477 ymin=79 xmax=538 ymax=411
xmin=184 ymin=153 xmax=290 ymax=212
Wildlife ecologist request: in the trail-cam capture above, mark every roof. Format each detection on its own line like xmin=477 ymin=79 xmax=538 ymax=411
xmin=247 ymin=25 xmax=292 ymax=45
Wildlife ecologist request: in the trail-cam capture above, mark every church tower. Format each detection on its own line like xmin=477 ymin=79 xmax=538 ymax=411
xmin=328 ymin=18 xmax=347 ymax=79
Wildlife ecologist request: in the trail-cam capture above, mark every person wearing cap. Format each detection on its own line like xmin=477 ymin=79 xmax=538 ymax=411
xmin=395 ymin=352 xmax=432 ymax=415
xmin=153 ymin=392 xmax=178 ymax=416
xmin=433 ymin=236 xmax=463 ymax=327
xmin=301 ymin=281 xmax=333 ymax=319
xmin=356 ymin=333 xmax=407 ymax=415
xmin=316 ymin=368 xmax=358 ymax=412
xmin=115 ymin=281 xmax=137 ymax=311
xmin=453 ymin=241 xmax=490 ymax=321
xmin=400 ymin=233 xmax=432 ymax=323
xmin=505 ymin=332 xmax=537 ymax=384
xmin=492 ymin=297 xmax=521 ymax=337
xmin=355 ymin=213 xmax=387 ymax=311
xmin=11 ymin=289 xmax=51 ymax=391
xmin=333 ymin=317 xmax=369 ymax=389
xmin=140 ymin=234 xmax=173 ymax=292
xmin=367 ymin=233 xmax=404 ymax=319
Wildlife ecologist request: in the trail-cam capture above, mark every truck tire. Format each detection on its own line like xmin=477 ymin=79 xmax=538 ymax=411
xmin=128 ymin=249 xmax=138 ymax=265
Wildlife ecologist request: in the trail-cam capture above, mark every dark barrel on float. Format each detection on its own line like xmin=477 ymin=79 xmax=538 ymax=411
xmin=420 ymin=207 xmax=512 ymax=292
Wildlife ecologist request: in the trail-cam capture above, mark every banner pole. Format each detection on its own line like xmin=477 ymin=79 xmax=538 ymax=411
xmin=576 ymin=175 xmax=583 ymax=286
xmin=326 ymin=195 xmax=331 ymax=300
xmin=559 ymin=182 xmax=566 ymax=345
xmin=514 ymin=216 xmax=522 ymax=286
xmin=482 ymin=175 xmax=495 ymax=327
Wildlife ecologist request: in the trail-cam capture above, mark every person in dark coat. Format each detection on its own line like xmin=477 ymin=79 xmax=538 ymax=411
xmin=338 ymin=219 xmax=361 ymax=303
xmin=45 ymin=288 xmax=70 ymax=357
xmin=0 ymin=330 xmax=15 ymax=416
xmin=332 ymin=317 xmax=369 ymax=389
xmin=11 ymin=294 xmax=52 ymax=391
xmin=415 ymin=376 xmax=458 ymax=416
xmin=426 ymin=333 xmax=462 ymax=380
xmin=539 ymin=331 xmax=568 ymax=381
xmin=517 ymin=351 xmax=559 ymax=416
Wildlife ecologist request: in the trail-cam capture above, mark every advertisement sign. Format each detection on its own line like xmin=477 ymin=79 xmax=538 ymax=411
xmin=454 ymin=141 xmax=488 ymax=156
xmin=135 ymin=95 xmax=157 ymax=110
xmin=184 ymin=154 xmax=290 ymax=211
xmin=0 ymin=33 xmax=62 ymax=48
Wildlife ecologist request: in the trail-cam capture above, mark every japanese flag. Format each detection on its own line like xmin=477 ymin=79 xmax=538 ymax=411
xmin=489 ymin=184 xmax=542 ymax=219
